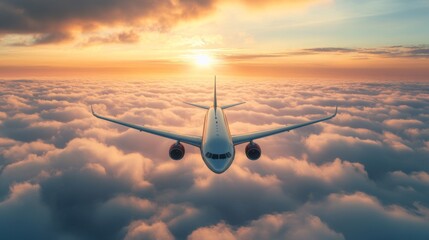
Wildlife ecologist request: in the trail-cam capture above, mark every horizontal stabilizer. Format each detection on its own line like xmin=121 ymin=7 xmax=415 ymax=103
xmin=221 ymin=102 xmax=246 ymax=109
xmin=183 ymin=102 xmax=210 ymax=109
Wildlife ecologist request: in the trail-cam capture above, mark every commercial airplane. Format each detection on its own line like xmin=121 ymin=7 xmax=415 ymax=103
xmin=91 ymin=78 xmax=337 ymax=174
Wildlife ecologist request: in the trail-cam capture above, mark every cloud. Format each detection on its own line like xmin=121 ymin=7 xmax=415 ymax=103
xmin=2 ymin=140 xmax=55 ymax=162
xmin=0 ymin=0 xmax=323 ymax=45
xmin=388 ymin=171 xmax=429 ymax=189
xmin=306 ymin=192 xmax=429 ymax=240
xmin=304 ymin=47 xmax=355 ymax=53
xmin=0 ymin=79 xmax=428 ymax=239
xmin=83 ymin=31 xmax=140 ymax=46
xmin=189 ymin=212 xmax=344 ymax=240
xmin=124 ymin=221 xmax=174 ymax=240
xmin=32 ymin=32 xmax=74 ymax=45
xmin=383 ymin=119 xmax=424 ymax=130
xmin=220 ymin=45 xmax=429 ymax=62
xmin=188 ymin=222 xmax=236 ymax=240
xmin=2 ymin=95 xmax=31 ymax=109
xmin=0 ymin=0 xmax=215 ymax=44
xmin=0 ymin=183 xmax=55 ymax=239
xmin=299 ymin=46 xmax=429 ymax=59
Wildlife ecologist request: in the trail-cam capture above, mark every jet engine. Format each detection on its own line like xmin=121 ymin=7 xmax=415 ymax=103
xmin=245 ymin=142 xmax=261 ymax=160
xmin=169 ymin=143 xmax=185 ymax=160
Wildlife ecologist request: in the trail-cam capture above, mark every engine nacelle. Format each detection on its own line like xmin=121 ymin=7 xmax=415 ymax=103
xmin=245 ymin=142 xmax=261 ymax=160
xmin=169 ymin=143 xmax=185 ymax=160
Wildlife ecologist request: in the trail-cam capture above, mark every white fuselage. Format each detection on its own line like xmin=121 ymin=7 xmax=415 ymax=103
xmin=201 ymin=107 xmax=235 ymax=173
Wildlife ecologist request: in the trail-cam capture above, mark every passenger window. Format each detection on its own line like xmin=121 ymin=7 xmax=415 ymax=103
xmin=220 ymin=154 xmax=226 ymax=159
xmin=212 ymin=154 xmax=219 ymax=159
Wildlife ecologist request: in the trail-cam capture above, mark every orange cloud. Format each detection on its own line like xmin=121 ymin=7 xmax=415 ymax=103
xmin=0 ymin=0 xmax=324 ymax=45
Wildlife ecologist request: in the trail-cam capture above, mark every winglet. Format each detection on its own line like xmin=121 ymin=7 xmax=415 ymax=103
xmin=333 ymin=106 xmax=338 ymax=117
xmin=90 ymin=105 xmax=96 ymax=116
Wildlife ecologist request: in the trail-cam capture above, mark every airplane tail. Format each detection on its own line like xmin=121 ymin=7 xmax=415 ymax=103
xmin=214 ymin=76 xmax=217 ymax=109
xmin=182 ymin=76 xmax=216 ymax=110
xmin=184 ymin=76 xmax=245 ymax=110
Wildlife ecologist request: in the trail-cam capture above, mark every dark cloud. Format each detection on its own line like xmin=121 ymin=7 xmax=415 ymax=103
xmin=304 ymin=47 xmax=355 ymax=53
xmin=0 ymin=79 xmax=428 ymax=239
xmin=408 ymin=48 xmax=429 ymax=56
xmin=222 ymin=53 xmax=285 ymax=61
xmin=221 ymin=45 xmax=429 ymax=62
xmin=33 ymin=32 xmax=74 ymax=45
xmin=0 ymin=0 xmax=320 ymax=45
xmin=83 ymin=31 xmax=140 ymax=46
xmin=307 ymin=192 xmax=429 ymax=240
xmin=0 ymin=0 xmax=216 ymax=44
xmin=188 ymin=212 xmax=345 ymax=240
xmin=304 ymin=45 xmax=429 ymax=58
xmin=0 ymin=183 xmax=56 ymax=239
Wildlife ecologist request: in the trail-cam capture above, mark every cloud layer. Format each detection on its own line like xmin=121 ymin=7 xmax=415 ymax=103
xmin=0 ymin=78 xmax=428 ymax=239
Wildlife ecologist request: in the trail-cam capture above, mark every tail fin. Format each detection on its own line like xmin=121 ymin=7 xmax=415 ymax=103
xmin=214 ymin=76 xmax=217 ymax=109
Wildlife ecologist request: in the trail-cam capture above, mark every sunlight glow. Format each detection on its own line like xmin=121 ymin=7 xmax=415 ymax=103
xmin=194 ymin=54 xmax=214 ymax=67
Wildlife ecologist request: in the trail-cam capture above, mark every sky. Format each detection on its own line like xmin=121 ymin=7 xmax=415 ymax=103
xmin=1 ymin=1 xmax=429 ymax=240
xmin=1 ymin=0 xmax=429 ymax=80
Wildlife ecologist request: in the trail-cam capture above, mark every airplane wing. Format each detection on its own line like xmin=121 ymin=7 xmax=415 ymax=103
xmin=232 ymin=107 xmax=337 ymax=145
xmin=91 ymin=106 xmax=202 ymax=147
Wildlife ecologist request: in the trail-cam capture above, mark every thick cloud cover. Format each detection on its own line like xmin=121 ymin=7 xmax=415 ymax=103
xmin=0 ymin=79 xmax=428 ymax=240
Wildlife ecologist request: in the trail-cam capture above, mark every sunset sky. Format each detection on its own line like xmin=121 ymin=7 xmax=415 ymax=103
xmin=1 ymin=0 xmax=429 ymax=80
xmin=1 ymin=1 xmax=429 ymax=240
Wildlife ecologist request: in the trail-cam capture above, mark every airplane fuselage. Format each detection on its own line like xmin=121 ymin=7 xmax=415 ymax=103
xmin=201 ymin=107 xmax=235 ymax=173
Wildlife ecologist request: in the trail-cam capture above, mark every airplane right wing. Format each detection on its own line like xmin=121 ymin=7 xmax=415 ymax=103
xmin=232 ymin=107 xmax=337 ymax=146
xmin=91 ymin=106 xmax=202 ymax=147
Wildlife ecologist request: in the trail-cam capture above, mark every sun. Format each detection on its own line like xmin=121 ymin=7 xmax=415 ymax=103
xmin=194 ymin=54 xmax=214 ymax=67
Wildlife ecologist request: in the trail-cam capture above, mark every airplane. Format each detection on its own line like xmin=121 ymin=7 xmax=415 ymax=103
xmin=91 ymin=77 xmax=337 ymax=174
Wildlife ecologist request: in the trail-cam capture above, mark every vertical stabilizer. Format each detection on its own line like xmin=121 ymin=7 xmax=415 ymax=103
xmin=214 ymin=76 xmax=217 ymax=109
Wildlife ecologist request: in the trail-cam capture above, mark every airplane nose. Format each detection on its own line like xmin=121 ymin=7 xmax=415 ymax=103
xmin=208 ymin=158 xmax=232 ymax=174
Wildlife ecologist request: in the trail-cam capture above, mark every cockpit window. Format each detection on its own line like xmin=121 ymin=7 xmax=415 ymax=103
xmin=206 ymin=152 xmax=231 ymax=159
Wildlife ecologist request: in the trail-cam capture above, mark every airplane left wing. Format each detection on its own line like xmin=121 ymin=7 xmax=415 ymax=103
xmin=91 ymin=106 xmax=202 ymax=147
xmin=232 ymin=107 xmax=337 ymax=145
